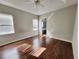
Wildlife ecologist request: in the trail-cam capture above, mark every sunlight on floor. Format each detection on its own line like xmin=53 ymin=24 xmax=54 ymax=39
xmin=33 ymin=38 xmax=41 ymax=49
xmin=2 ymin=48 xmax=20 ymax=59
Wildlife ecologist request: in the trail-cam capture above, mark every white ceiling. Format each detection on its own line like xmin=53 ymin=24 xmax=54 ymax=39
xmin=0 ymin=0 xmax=77 ymax=15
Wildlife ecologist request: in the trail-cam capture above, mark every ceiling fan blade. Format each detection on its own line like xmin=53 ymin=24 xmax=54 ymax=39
xmin=20 ymin=0 xmax=35 ymax=3
xmin=21 ymin=0 xmax=31 ymax=2
xmin=30 ymin=0 xmax=46 ymax=8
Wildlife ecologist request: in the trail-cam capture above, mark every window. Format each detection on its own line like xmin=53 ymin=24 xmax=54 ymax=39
xmin=33 ymin=19 xmax=38 ymax=31
xmin=0 ymin=13 xmax=15 ymax=35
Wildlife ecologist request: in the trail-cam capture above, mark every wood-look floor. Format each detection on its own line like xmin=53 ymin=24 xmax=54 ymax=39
xmin=0 ymin=36 xmax=74 ymax=59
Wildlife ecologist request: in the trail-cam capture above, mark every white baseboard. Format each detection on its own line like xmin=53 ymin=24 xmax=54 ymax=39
xmin=49 ymin=36 xmax=72 ymax=43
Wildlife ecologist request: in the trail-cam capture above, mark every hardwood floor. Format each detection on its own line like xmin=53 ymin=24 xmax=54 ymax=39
xmin=0 ymin=36 xmax=74 ymax=59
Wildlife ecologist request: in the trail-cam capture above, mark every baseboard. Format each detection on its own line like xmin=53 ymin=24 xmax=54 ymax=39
xmin=49 ymin=36 xmax=72 ymax=43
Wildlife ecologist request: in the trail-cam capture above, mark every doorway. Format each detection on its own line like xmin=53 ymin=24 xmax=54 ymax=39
xmin=42 ymin=18 xmax=47 ymax=35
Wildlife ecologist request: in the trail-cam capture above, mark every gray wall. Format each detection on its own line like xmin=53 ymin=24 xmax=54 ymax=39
xmin=40 ymin=5 xmax=76 ymax=42
xmin=72 ymin=6 xmax=78 ymax=59
xmin=0 ymin=4 xmax=37 ymax=46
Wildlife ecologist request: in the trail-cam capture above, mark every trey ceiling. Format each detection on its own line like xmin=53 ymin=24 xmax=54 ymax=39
xmin=0 ymin=0 xmax=77 ymax=15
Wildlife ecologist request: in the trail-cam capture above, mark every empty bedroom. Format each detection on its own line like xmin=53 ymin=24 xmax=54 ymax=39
xmin=0 ymin=0 xmax=78 ymax=59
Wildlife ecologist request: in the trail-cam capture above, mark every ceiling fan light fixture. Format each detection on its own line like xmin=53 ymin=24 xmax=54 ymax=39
xmin=34 ymin=0 xmax=41 ymax=8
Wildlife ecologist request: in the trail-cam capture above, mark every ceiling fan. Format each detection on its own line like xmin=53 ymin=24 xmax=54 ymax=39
xmin=23 ymin=0 xmax=46 ymax=8
xmin=33 ymin=0 xmax=45 ymax=8
xmin=25 ymin=0 xmax=66 ymax=8
xmin=33 ymin=0 xmax=66 ymax=8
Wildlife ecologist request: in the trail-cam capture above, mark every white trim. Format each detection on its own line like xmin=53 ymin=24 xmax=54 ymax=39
xmin=49 ymin=36 xmax=72 ymax=43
